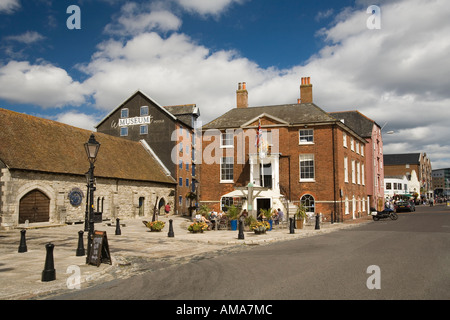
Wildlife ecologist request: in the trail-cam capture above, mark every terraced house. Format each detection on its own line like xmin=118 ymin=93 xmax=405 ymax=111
xmin=199 ymin=79 xmax=369 ymax=222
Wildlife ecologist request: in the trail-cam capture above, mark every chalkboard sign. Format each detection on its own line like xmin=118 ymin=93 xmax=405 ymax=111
xmin=87 ymin=231 xmax=111 ymax=267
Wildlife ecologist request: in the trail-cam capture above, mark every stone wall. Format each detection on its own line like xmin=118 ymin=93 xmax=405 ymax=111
xmin=0 ymin=168 xmax=175 ymax=229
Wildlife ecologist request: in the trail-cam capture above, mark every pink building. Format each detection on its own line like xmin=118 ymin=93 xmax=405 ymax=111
xmin=330 ymin=111 xmax=385 ymax=210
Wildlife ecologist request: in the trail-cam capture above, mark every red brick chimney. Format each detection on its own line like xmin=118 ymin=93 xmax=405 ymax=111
xmin=298 ymin=77 xmax=313 ymax=104
xmin=236 ymin=82 xmax=248 ymax=108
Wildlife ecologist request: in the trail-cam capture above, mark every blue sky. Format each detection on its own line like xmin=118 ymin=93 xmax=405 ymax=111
xmin=1 ymin=0 xmax=450 ymax=168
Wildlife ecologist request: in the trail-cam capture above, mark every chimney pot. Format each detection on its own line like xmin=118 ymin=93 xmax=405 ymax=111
xmin=299 ymin=77 xmax=313 ymax=104
xmin=236 ymin=81 xmax=248 ymax=108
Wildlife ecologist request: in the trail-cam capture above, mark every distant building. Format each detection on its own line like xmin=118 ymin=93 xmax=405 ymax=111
xmin=96 ymin=90 xmax=200 ymax=215
xmin=329 ymin=111 xmax=385 ymax=210
xmin=432 ymin=168 xmax=450 ymax=198
xmin=384 ymin=175 xmax=410 ymax=199
xmin=199 ymin=79 xmax=368 ymax=222
xmin=0 ymin=108 xmax=176 ymax=229
xmin=384 ymin=153 xmax=432 ymax=200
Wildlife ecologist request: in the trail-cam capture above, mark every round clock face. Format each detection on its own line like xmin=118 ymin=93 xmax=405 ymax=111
xmin=68 ymin=189 xmax=84 ymax=207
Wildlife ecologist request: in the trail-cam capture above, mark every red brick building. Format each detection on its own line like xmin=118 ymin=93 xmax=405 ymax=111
xmin=330 ymin=111 xmax=385 ymax=211
xmin=199 ymin=79 xmax=368 ymax=222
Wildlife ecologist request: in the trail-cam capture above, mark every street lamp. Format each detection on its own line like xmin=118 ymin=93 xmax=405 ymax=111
xmin=84 ymin=134 xmax=100 ymax=263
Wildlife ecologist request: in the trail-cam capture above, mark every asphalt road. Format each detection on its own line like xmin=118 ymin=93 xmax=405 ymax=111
xmin=51 ymin=205 xmax=450 ymax=300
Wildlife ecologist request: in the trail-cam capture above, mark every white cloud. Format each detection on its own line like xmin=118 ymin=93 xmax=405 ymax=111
xmin=5 ymin=31 xmax=45 ymax=44
xmin=54 ymin=111 xmax=98 ymax=131
xmin=104 ymin=2 xmax=182 ymax=35
xmin=315 ymin=9 xmax=334 ymax=21
xmin=0 ymin=60 xmax=89 ymax=108
xmin=0 ymin=0 xmax=20 ymax=14
xmin=79 ymin=31 xmax=277 ymax=121
xmin=175 ymin=0 xmax=245 ymax=16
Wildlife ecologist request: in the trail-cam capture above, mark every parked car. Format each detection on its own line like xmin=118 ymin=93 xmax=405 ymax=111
xmin=395 ymin=201 xmax=415 ymax=212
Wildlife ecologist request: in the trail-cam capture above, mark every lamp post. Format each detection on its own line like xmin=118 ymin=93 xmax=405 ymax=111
xmin=84 ymin=171 xmax=90 ymax=232
xmin=84 ymin=134 xmax=100 ymax=263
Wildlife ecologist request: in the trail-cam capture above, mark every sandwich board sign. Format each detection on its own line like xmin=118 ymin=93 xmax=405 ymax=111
xmin=87 ymin=230 xmax=111 ymax=267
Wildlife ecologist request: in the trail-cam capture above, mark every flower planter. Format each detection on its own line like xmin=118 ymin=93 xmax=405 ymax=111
xmin=145 ymin=221 xmax=165 ymax=232
xmin=296 ymin=219 xmax=304 ymax=229
xmin=254 ymin=230 xmax=266 ymax=235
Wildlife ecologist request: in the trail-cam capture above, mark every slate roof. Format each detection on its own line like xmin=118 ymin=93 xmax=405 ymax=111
xmin=384 ymin=153 xmax=421 ymax=166
xmin=202 ymin=103 xmax=338 ymax=129
xmin=329 ymin=111 xmax=379 ymax=138
xmin=0 ymin=108 xmax=176 ymax=184
xmin=164 ymin=104 xmax=199 ymax=127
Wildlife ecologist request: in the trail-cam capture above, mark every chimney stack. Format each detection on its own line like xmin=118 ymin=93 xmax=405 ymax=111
xmin=299 ymin=77 xmax=313 ymax=104
xmin=236 ymin=82 xmax=248 ymax=108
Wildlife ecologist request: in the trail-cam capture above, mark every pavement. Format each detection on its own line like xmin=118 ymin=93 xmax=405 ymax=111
xmin=0 ymin=214 xmax=373 ymax=300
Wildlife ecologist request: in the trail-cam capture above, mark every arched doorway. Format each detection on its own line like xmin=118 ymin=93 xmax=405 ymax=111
xmin=19 ymin=189 xmax=50 ymax=224
xmin=158 ymin=198 xmax=166 ymax=215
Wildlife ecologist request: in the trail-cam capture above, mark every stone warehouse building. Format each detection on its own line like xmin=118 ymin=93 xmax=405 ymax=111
xmin=96 ymin=90 xmax=200 ymax=215
xmin=0 ymin=108 xmax=176 ymax=229
xmin=199 ymin=79 xmax=369 ymax=222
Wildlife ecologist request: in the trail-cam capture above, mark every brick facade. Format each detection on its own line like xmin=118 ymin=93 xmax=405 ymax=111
xmin=199 ymin=81 xmax=369 ymax=222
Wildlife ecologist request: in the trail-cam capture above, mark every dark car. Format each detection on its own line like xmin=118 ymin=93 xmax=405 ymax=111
xmin=395 ymin=201 xmax=415 ymax=212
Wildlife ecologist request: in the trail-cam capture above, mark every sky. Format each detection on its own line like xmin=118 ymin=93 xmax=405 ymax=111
xmin=1 ymin=0 xmax=450 ymax=169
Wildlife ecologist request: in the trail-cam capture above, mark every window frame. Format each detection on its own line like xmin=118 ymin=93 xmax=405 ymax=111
xmin=221 ymin=131 xmax=234 ymax=148
xmin=299 ymin=129 xmax=314 ymax=144
xmin=140 ymin=106 xmax=149 ymax=116
xmin=299 ymin=154 xmax=315 ymax=182
xmin=120 ymin=108 xmax=129 ymax=118
xmin=220 ymin=157 xmax=234 ymax=183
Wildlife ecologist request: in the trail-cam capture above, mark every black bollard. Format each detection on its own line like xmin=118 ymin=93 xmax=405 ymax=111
xmin=42 ymin=243 xmax=56 ymax=282
xmin=315 ymin=214 xmax=320 ymax=230
xmin=168 ymin=219 xmax=174 ymax=237
xmin=238 ymin=220 xmax=244 ymax=240
xmin=76 ymin=230 xmax=85 ymax=256
xmin=115 ymin=218 xmax=121 ymax=235
xmin=18 ymin=229 xmax=27 ymax=253
xmin=289 ymin=218 xmax=295 ymax=234
xmin=331 ymin=211 xmax=334 ymax=224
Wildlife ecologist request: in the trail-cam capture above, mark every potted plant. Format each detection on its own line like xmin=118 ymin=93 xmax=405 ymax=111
xmin=226 ymin=205 xmax=240 ymax=231
xmin=259 ymin=208 xmax=274 ymax=230
xmin=295 ymin=203 xmax=307 ymax=229
xmin=250 ymin=221 xmax=270 ymax=234
xmin=197 ymin=204 xmax=210 ymax=217
xmin=146 ymin=220 xmax=165 ymax=232
xmin=187 ymin=221 xmax=208 ymax=233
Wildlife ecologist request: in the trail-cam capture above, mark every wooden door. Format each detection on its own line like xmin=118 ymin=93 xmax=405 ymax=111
xmin=19 ymin=190 xmax=50 ymax=224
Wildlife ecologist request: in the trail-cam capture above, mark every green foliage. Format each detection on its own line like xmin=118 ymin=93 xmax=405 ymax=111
xmin=226 ymin=205 xmax=240 ymax=220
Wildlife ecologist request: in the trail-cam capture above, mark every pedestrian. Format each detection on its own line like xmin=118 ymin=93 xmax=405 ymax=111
xmin=164 ymin=202 xmax=171 ymax=216
xmin=277 ymin=208 xmax=284 ymax=224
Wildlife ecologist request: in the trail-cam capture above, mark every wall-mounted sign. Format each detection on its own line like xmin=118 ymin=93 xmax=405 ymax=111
xmin=68 ymin=188 xmax=84 ymax=207
xmin=119 ymin=116 xmax=151 ymax=127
